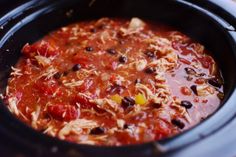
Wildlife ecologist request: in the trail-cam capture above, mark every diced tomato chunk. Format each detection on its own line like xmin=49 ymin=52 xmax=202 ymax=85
xmin=202 ymin=99 xmax=208 ymax=103
xmin=199 ymin=56 xmax=214 ymax=69
xmin=193 ymin=97 xmax=200 ymax=103
xmin=74 ymin=95 xmax=96 ymax=109
xmin=72 ymin=55 xmax=92 ymax=68
xmin=179 ymin=58 xmax=191 ymax=65
xmin=22 ymin=41 xmax=58 ymax=57
xmin=180 ymin=86 xmax=192 ymax=96
xmin=35 ymin=80 xmax=61 ymax=96
xmin=195 ymin=78 xmax=205 ymax=84
xmin=154 ymin=120 xmax=172 ymax=140
xmin=47 ymin=104 xmax=78 ymax=121
xmin=109 ymin=74 xmax=117 ymax=82
xmin=74 ymin=95 xmax=105 ymax=113
xmin=22 ymin=43 xmax=32 ymax=55
xmin=182 ymin=46 xmax=194 ymax=55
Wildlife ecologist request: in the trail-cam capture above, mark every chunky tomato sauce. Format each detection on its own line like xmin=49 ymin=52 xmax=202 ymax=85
xmin=4 ymin=18 xmax=224 ymax=146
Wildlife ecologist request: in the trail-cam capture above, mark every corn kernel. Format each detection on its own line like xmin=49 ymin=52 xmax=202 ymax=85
xmin=135 ymin=93 xmax=147 ymax=105
xmin=111 ymin=94 xmax=122 ymax=104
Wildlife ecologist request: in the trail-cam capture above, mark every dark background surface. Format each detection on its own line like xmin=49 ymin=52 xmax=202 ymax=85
xmin=0 ymin=0 xmax=29 ymax=15
xmin=0 ymin=1 xmax=29 ymax=157
xmin=0 ymin=0 xmax=236 ymax=157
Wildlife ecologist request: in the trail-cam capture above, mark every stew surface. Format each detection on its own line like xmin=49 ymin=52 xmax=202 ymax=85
xmin=4 ymin=18 xmax=224 ymax=146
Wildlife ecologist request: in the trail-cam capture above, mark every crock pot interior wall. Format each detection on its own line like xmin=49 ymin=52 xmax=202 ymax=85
xmin=0 ymin=0 xmax=235 ymax=157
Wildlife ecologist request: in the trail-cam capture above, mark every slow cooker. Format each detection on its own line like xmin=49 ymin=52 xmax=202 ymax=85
xmin=0 ymin=0 xmax=236 ymax=157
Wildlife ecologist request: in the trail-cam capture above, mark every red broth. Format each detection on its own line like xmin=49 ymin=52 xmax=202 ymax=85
xmin=4 ymin=18 xmax=224 ymax=146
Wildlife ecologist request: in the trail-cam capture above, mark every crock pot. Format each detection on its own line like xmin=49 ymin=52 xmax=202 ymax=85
xmin=0 ymin=0 xmax=236 ymax=157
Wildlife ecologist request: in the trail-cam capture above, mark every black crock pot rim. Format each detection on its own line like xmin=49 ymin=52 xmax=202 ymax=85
xmin=0 ymin=0 xmax=236 ymax=155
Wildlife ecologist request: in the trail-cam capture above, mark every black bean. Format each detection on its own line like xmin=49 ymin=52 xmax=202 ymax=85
xmin=145 ymin=67 xmax=155 ymax=74
xmin=135 ymin=78 xmax=141 ymax=84
xmin=72 ymin=64 xmax=81 ymax=71
xmin=122 ymin=96 xmax=135 ymax=109
xmin=171 ymin=119 xmax=185 ymax=129
xmin=180 ymin=100 xmax=193 ymax=109
xmin=53 ymin=72 xmax=62 ymax=79
xmin=106 ymin=48 xmax=117 ymax=55
xmin=190 ymin=85 xmax=198 ymax=95
xmin=184 ymin=67 xmax=196 ymax=75
xmin=208 ymin=78 xmax=222 ymax=88
xmin=85 ymin=46 xmax=93 ymax=52
xmin=145 ymin=51 xmax=155 ymax=58
xmin=90 ymin=127 xmax=105 ymax=135
xmin=151 ymin=103 xmax=162 ymax=109
xmin=119 ymin=56 xmax=127 ymax=63
xmin=124 ymin=124 xmax=129 ymax=129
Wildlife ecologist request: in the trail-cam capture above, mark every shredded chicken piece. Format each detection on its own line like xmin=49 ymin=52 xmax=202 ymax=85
xmin=119 ymin=18 xmax=145 ymax=36
xmin=91 ymin=98 xmax=120 ymax=117
xmin=128 ymin=17 xmax=145 ymax=31
xmin=80 ymin=135 xmax=108 ymax=145
xmin=135 ymin=59 xmax=147 ymax=71
xmin=43 ymin=122 xmax=58 ymax=137
xmin=10 ymin=67 xmax=23 ymax=77
xmin=169 ymin=31 xmax=189 ymax=42
xmin=61 ymin=27 xmax=68 ymax=32
xmin=58 ymin=119 xmax=98 ymax=139
xmin=63 ymin=79 xmax=84 ymax=88
xmin=171 ymin=102 xmax=192 ymax=123
xmin=35 ymin=55 xmax=51 ymax=67
xmin=69 ymin=36 xmax=78 ymax=40
xmin=146 ymin=37 xmax=173 ymax=55
xmin=114 ymin=75 xmax=125 ymax=86
xmin=191 ymin=60 xmax=201 ymax=69
xmin=126 ymin=105 xmax=149 ymax=118
xmin=136 ymin=81 xmax=172 ymax=107
xmin=37 ymin=66 xmax=58 ymax=80
xmin=7 ymin=96 xmax=20 ymax=116
xmin=101 ymin=73 xmax=110 ymax=81
xmin=149 ymin=57 xmax=177 ymax=72
xmin=100 ymin=31 xmax=111 ymax=44
xmin=144 ymin=36 xmax=178 ymax=72
xmin=31 ymin=105 xmax=41 ymax=129
xmin=197 ymin=85 xmax=215 ymax=96
xmin=77 ymin=92 xmax=92 ymax=99
xmin=117 ymin=119 xmax=125 ymax=129
xmin=0 ymin=93 xmax=4 ymax=99
xmin=135 ymin=83 xmax=155 ymax=100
